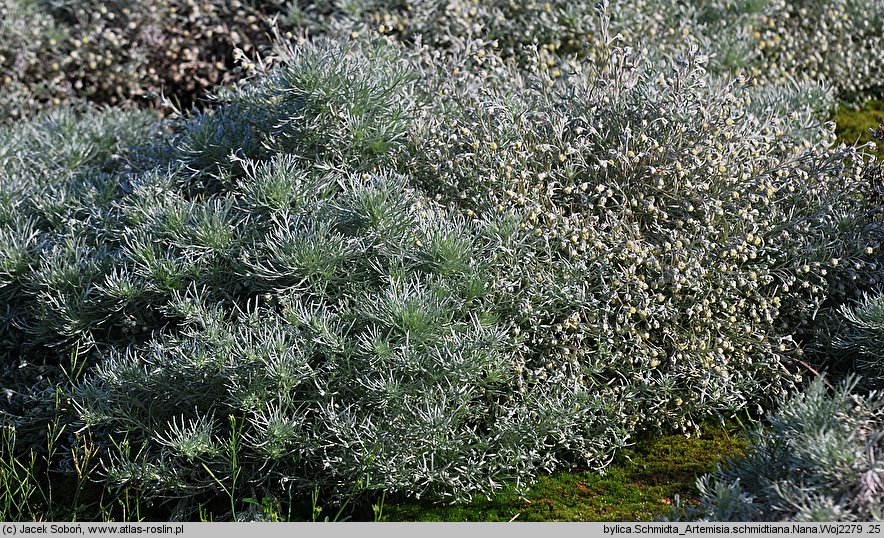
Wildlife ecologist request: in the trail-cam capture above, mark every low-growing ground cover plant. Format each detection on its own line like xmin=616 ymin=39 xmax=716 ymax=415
xmin=679 ymin=376 xmax=884 ymax=522
xmin=832 ymin=290 xmax=884 ymax=389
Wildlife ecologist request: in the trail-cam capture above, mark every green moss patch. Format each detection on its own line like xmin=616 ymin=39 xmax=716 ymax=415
xmin=835 ymin=100 xmax=884 ymax=160
xmin=380 ymin=422 xmax=749 ymax=522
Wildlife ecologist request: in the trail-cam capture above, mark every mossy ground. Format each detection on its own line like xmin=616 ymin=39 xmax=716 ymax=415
xmin=835 ymin=100 xmax=884 ymax=160
xmin=377 ymin=421 xmax=749 ymax=522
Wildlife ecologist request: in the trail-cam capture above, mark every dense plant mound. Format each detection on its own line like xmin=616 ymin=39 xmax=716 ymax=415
xmin=409 ymin=36 xmax=882 ymax=434
xmin=76 ymin=164 xmax=633 ymax=504
xmin=0 ymin=30 xmax=882 ymax=514
xmin=0 ymin=106 xmax=161 ymax=440
xmin=0 ymin=42 xmax=630 ymax=508
xmin=682 ymin=377 xmax=884 ymax=522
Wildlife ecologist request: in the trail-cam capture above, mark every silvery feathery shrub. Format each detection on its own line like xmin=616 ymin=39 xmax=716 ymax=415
xmin=679 ymin=376 xmax=884 ymax=522
xmin=832 ymin=291 xmax=884 ymax=388
xmin=0 ymin=40 xmax=630 ymax=509
xmin=74 ymin=166 xmax=631 ymax=507
xmin=0 ymin=106 xmax=162 ymax=442
xmin=407 ymin=29 xmax=884 ymax=436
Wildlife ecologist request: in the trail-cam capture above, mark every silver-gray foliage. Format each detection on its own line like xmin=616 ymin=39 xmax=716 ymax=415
xmin=679 ymin=377 xmax=884 ymax=522
xmin=834 ymin=290 xmax=884 ymax=388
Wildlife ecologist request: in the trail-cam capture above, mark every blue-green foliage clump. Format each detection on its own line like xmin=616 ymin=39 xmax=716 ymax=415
xmin=0 ymin=8 xmax=882 ymax=518
xmin=3 ymin=42 xmax=634 ymax=508
xmin=681 ymin=377 xmax=883 ymax=521
xmin=833 ymin=290 xmax=884 ymax=388
xmin=0 ymin=107 xmax=161 ymax=434
xmin=76 ymin=164 xmax=627 ymax=503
